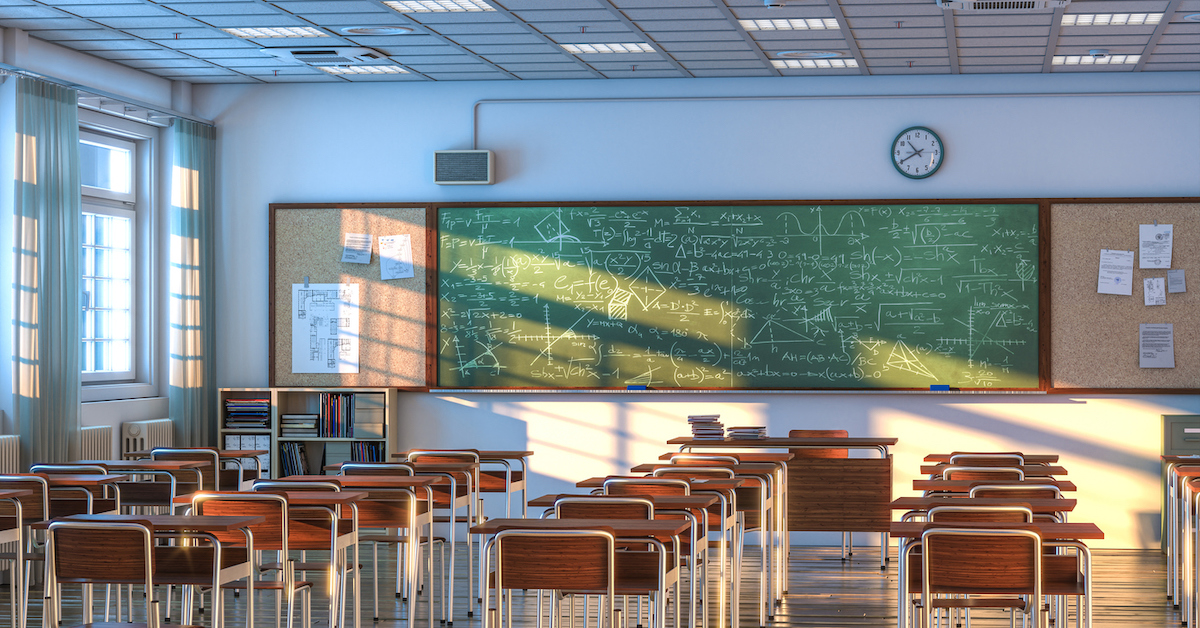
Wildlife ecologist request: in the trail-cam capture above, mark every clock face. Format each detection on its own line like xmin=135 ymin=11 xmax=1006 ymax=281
xmin=892 ymin=126 xmax=944 ymax=179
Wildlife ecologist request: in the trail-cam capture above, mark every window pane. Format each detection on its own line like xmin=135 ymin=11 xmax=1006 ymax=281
xmin=80 ymin=140 xmax=132 ymax=195
xmin=81 ymin=210 xmax=134 ymax=375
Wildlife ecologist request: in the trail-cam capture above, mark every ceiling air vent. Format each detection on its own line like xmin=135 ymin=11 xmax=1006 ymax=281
xmin=261 ymin=47 xmax=390 ymax=66
xmin=939 ymin=0 xmax=1069 ymax=10
xmin=434 ymin=150 xmax=494 ymax=185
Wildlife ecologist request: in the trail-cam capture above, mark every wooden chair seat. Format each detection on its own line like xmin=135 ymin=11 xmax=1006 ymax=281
xmin=928 ymin=596 xmax=1031 ymax=610
xmin=222 ymin=579 xmax=314 ymax=591
xmin=477 ymin=470 xmax=523 ymax=491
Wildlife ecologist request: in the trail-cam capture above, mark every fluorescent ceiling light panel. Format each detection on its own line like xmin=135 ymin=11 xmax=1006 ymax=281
xmin=1060 ymin=13 xmax=1163 ymax=26
xmin=319 ymin=65 xmax=409 ymax=74
xmin=223 ymin=27 xmax=327 ymax=38
xmin=739 ymin=19 xmax=840 ymax=31
xmin=1052 ymin=54 xmax=1140 ymax=65
xmin=383 ymin=0 xmax=494 ymax=12
xmin=772 ymin=59 xmax=857 ymax=69
xmin=562 ymin=43 xmax=655 ymax=54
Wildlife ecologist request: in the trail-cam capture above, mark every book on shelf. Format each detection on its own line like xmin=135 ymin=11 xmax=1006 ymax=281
xmin=224 ymin=397 xmax=270 ymax=429
xmin=351 ymin=441 xmax=384 ymax=463
xmin=280 ymin=413 xmax=319 ymax=437
xmin=279 ymin=442 xmax=309 ymax=476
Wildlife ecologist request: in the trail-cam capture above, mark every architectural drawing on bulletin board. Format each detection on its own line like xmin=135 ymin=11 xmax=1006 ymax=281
xmin=292 ymin=283 xmax=360 ymax=374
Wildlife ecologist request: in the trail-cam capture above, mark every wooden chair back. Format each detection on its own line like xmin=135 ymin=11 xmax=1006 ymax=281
xmin=664 ymin=454 xmax=739 ymax=466
xmin=921 ymin=524 xmax=1042 ymax=600
xmin=340 ymin=462 xmax=415 ymax=476
xmin=970 ymin=484 xmax=1063 ymax=500
xmin=789 ymin=429 xmax=849 ymax=459
xmin=555 ymin=496 xmax=654 ymax=520
xmin=949 ymin=452 xmax=1026 ymax=467
xmin=153 ymin=448 xmax=220 ymax=490
xmin=942 ymin=466 xmax=1024 ymax=481
xmin=0 ymin=475 xmax=49 ymax=522
xmin=48 ymin=520 xmax=155 ymax=586
xmin=651 ymin=466 xmax=734 ymax=480
xmin=192 ymin=492 xmax=288 ymax=551
xmin=604 ymin=478 xmax=689 ymax=497
xmin=494 ymin=528 xmax=616 ymax=593
xmin=406 ymin=450 xmax=481 ymax=465
xmin=928 ymin=505 xmax=1033 ymax=523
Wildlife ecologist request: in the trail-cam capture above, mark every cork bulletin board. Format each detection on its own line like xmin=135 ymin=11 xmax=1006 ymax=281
xmin=270 ymin=204 xmax=432 ymax=388
xmin=1050 ymin=201 xmax=1199 ymax=390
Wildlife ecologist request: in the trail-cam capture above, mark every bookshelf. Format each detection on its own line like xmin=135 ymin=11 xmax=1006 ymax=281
xmin=218 ymin=387 xmax=396 ymax=479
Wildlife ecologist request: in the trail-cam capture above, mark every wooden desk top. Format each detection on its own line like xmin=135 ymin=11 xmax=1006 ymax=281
xmin=125 ymin=449 xmax=267 ymax=460
xmin=324 ymin=461 xmax=477 ymax=474
xmin=668 ymin=436 xmax=897 ymax=447
xmin=26 ymin=474 xmax=129 ymax=486
xmin=890 ymin=496 xmax=1077 ymax=514
xmin=657 ymin=452 xmax=794 ymax=463
xmin=1162 ymin=455 xmax=1200 ymax=463
xmin=923 ymin=453 xmax=1059 ymax=464
xmin=630 ymin=462 xmax=778 ymax=475
xmin=74 ymin=459 xmax=209 ymax=471
xmin=392 ymin=450 xmax=534 ymax=460
xmin=471 ymin=517 xmax=691 ymax=537
xmin=912 ymin=479 xmax=1077 ymax=493
xmin=1173 ymin=466 xmax=1200 ymax=478
xmin=34 ymin=513 xmax=266 ymax=532
xmin=576 ymin=476 xmax=748 ymax=490
xmin=174 ymin=491 xmax=368 ymax=506
xmin=889 ymin=520 xmax=1103 ymax=540
xmin=919 ymin=464 xmax=1068 ymax=476
xmin=527 ymin=493 xmax=718 ymax=510
xmin=277 ymin=475 xmax=446 ymax=489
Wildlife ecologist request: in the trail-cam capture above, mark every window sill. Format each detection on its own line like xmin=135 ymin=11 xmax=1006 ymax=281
xmin=82 ymin=381 xmax=158 ymax=403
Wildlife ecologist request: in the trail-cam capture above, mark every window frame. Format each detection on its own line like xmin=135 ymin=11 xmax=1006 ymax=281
xmin=81 ymin=200 xmax=137 ymax=382
xmin=78 ymin=112 xmax=160 ymax=402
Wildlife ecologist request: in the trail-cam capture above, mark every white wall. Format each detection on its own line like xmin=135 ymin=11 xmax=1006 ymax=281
xmin=191 ymin=70 xmax=1199 ymax=549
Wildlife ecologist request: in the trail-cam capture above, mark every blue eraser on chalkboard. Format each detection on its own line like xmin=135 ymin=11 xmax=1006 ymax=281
xmin=627 ymin=385 xmax=648 ymax=390
xmin=930 ymin=384 xmax=951 ymax=391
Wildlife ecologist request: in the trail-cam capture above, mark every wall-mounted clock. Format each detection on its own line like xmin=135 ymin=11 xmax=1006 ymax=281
xmin=891 ymin=126 xmax=944 ymax=179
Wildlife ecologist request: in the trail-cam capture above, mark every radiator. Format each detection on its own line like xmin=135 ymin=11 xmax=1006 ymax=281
xmin=121 ymin=419 xmax=173 ymax=454
xmin=80 ymin=425 xmax=113 ymax=460
xmin=0 ymin=435 xmax=18 ymax=474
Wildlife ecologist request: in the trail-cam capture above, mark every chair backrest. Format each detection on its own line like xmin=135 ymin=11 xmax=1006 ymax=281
xmin=942 ymin=465 xmax=1024 ymax=481
xmin=406 ymin=450 xmax=481 ymax=465
xmin=30 ymin=464 xmax=107 ymax=475
xmin=494 ymin=528 xmax=616 ymax=594
xmin=0 ymin=475 xmax=50 ymax=522
xmin=969 ymin=484 xmax=1064 ymax=500
xmin=928 ymin=504 xmax=1033 ymax=523
xmin=789 ymin=429 xmax=848 ymax=459
xmin=253 ymin=480 xmax=340 ymax=492
xmin=665 ymin=454 xmax=739 ymax=466
xmin=48 ymin=520 xmax=156 ymax=587
xmin=340 ymin=462 xmax=414 ymax=476
xmin=651 ymin=466 xmax=734 ymax=480
xmin=922 ymin=525 xmax=1041 ymax=599
xmin=949 ymin=452 xmax=1025 ymax=467
xmin=192 ymin=492 xmax=288 ymax=551
xmin=152 ymin=448 xmax=220 ymax=490
xmin=603 ymin=477 xmax=690 ymax=496
xmin=555 ymin=496 xmax=654 ymax=520
xmin=352 ymin=488 xmax=419 ymax=528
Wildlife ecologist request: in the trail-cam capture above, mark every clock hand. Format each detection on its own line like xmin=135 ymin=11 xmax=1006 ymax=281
xmin=899 ymin=147 xmax=925 ymax=164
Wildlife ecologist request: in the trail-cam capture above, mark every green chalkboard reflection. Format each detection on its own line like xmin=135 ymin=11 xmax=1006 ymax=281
xmin=438 ymin=204 xmax=1039 ymax=389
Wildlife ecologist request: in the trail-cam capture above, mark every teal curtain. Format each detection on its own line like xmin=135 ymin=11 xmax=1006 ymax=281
xmin=12 ymin=77 xmax=82 ymax=467
xmin=168 ymin=119 xmax=217 ymax=447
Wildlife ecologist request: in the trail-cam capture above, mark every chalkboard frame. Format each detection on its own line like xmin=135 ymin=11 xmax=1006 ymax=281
xmin=268 ymin=197 xmax=1199 ymax=394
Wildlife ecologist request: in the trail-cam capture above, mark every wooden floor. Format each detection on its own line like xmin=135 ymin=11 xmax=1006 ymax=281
xmin=10 ymin=545 xmax=1178 ymax=627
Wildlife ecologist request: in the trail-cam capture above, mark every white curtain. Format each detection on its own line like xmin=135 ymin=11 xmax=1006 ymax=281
xmin=168 ymin=119 xmax=217 ymax=447
xmin=12 ymin=77 xmax=81 ymax=467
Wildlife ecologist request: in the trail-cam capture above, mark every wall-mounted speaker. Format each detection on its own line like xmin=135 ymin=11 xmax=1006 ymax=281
xmin=434 ymin=150 xmax=494 ymax=185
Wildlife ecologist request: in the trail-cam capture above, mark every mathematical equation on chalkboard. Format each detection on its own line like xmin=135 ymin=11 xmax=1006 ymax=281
xmin=438 ymin=204 xmax=1040 ymax=389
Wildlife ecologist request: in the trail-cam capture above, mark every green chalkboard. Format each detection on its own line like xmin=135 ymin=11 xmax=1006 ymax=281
xmin=438 ymin=204 xmax=1040 ymax=389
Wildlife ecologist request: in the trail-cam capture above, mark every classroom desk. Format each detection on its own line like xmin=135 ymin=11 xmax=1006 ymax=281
xmin=890 ymin=496 xmax=1077 ymax=517
xmin=125 ymin=449 xmax=266 ymax=489
xmin=33 ymin=474 xmax=128 ymax=518
xmin=35 ymin=512 xmax=264 ymax=628
xmin=73 ymin=459 xmax=208 ymax=509
xmin=0 ymin=489 xmax=31 ymax=628
xmin=669 ymin=436 xmax=895 ymax=571
xmin=392 ymin=450 xmax=534 ymax=516
xmin=912 ymin=478 xmax=1077 ymax=494
xmin=918 ymin=464 xmax=1069 ymax=477
xmin=890 ymin=520 xmax=1103 ymax=628
xmin=922 ymin=453 xmax=1060 ymax=464
xmin=472 ymin=518 xmax=691 ymax=628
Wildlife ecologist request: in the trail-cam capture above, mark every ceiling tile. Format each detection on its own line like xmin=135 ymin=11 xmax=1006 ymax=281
xmin=511 ymin=10 xmax=616 ymax=22
xmin=688 ymin=68 xmax=775 ymax=77
xmin=191 ymin=15 xmax=309 ymax=27
xmin=620 ymin=8 xmax=726 ymax=20
xmin=268 ymin=1 xmax=388 ymax=13
xmin=161 ymin=2 xmax=280 ymax=16
xmin=509 ymin=70 xmax=596 ymax=79
xmin=423 ymin=71 xmax=509 ymax=80
xmin=464 ymin=43 xmax=562 ymax=54
xmin=640 ymin=30 xmax=743 ymax=41
xmin=59 ymin=3 xmax=174 ymax=18
xmin=90 ymin=16 xmax=199 ymax=28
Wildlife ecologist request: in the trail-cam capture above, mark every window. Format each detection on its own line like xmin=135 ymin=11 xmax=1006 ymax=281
xmin=78 ymin=123 xmax=155 ymax=398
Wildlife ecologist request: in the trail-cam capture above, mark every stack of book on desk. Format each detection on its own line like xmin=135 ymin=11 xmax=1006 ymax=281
xmin=689 ymin=415 xmax=724 ymax=440
xmin=728 ymin=426 xmax=767 ymax=440
xmin=280 ymin=414 xmax=319 ymax=437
